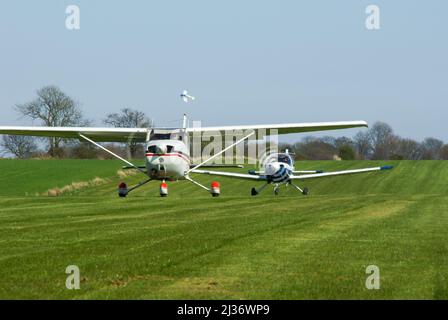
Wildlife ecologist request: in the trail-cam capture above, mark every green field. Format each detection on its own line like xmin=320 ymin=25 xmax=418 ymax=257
xmin=0 ymin=159 xmax=447 ymax=299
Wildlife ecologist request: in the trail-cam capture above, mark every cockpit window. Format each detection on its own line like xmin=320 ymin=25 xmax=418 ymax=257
xmin=147 ymin=145 xmax=157 ymax=153
xmin=151 ymin=133 xmax=172 ymax=140
xmin=277 ymin=154 xmax=293 ymax=166
xmin=166 ymin=145 xmax=174 ymax=153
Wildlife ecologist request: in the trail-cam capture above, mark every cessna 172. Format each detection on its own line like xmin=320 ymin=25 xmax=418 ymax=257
xmin=0 ymin=114 xmax=392 ymax=197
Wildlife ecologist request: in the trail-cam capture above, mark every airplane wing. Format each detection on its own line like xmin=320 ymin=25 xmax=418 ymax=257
xmin=0 ymin=126 xmax=149 ymax=142
xmin=193 ymin=165 xmax=392 ymax=181
xmin=191 ymin=169 xmax=267 ymax=180
xmin=190 ymin=164 xmax=244 ymax=169
xmin=290 ymin=165 xmax=393 ymax=180
xmin=186 ymin=120 xmax=368 ymax=137
xmin=292 ymin=170 xmax=324 ymax=174
xmin=248 ymin=170 xmax=323 ymax=175
xmin=0 ymin=120 xmax=368 ymax=142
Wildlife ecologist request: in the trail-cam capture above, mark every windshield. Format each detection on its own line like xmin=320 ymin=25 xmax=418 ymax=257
xmin=151 ymin=133 xmax=172 ymax=140
xmin=277 ymin=154 xmax=293 ymax=166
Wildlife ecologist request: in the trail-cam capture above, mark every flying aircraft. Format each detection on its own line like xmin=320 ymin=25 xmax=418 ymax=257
xmin=180 ymin=90 xmax=195 ymax=103
xmin=0 ymin=114 xmax=392 ymax=197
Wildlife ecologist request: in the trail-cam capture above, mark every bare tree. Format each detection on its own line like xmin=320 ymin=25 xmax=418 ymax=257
xmin=334 ymin=136 xmax=354 ymax=149
xmin=393 ymin=138 xmax=423 ymax=160
xmin=369 ymin=122 xmax=395 ymax=160
xmin=15 ymin=86 xmax=89 ymax=157
xmin=353 ymin=131 xmax=372 ymax=160
xmin=338 ymin=144 xmax=356 ymax=160
xmin=1 ymin=135 xmax=38 ymax=159
xmin=440 ymin=144 xmax=448 ymax=160
xmin=103 ymin=108 xmax=153 ymax=158
xmin=293 ymin=136 xmax=337 ymax=160
xmin=421 ymin=137 xmax=444 ymax=160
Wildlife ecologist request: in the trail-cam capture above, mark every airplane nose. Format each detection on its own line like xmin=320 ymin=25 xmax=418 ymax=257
xmin=156 ymin=145 xmax=167 ymax=154
xmin=265 ymin=162 xmax=280 ymax=175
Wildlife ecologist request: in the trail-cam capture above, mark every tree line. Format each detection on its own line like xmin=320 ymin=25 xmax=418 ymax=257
xmin=1 ymin=86 xmax=152 ymax=159
xmin=1 ymin=85 xmax=447 ymax=161
xmin=280 ymin=122 xmax=448 ymax=161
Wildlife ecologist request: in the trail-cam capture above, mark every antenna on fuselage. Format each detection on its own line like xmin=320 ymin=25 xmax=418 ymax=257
xmin=180 ymin=90 xmax=195 ymax=129
xmin=182 ymin=113 xmax=187 ymax=129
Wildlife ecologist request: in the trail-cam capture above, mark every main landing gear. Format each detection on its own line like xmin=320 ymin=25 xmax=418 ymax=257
xmin=289 ymin=182 xmax=309 ymax=196
xmin=118 ymin=179 xmax=221 ymax=198
xmin=250 ymin=182 xmax=309 ymax=196
xmin=185 ymin=175 xmax=221 ymax=197
xmin=117 ymin=179 xmax=152 ymax=197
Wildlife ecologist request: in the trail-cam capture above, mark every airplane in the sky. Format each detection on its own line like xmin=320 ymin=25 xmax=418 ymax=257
xmin=180 ymin=90 xmax=195 ymax=103
xmin=0 ymin=115 xmax=393 ymax=197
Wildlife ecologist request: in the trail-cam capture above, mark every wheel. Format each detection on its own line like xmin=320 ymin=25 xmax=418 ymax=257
xmin=302 ymin=187 xmax=309 ymax=195
xmin=211 ymin=193 xmax=220 ymax=197
xmin=251 ymin=187 xmax=258 ymax=196
xmin=274 ymin=188 xmax=279 ymax=196
xmin=118 ymin=182 xmax=127 ymax=197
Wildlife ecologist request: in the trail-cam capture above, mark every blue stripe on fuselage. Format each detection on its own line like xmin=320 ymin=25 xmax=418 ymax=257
xmin=270 ymin=166 xmax=291 ymax=183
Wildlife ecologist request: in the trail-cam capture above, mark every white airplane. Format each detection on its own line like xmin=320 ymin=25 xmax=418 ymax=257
xmin=0 ymin=114 xmax=392 ymax=197
xmin=194 ymin=149 xmax=393 ymax=196
xmin=180 ymin=90 xmax=195 ymax=103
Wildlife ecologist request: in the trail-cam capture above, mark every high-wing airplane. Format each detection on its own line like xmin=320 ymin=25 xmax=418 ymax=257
xmin=0 ymin=115 xmax=392 ymax=197
xmin=180 ymin=90 xmax=195 ymax=103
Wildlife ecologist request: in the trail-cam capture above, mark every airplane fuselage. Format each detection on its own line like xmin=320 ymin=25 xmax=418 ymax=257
xmin=144 ymin=139 xmax=296 ymax=184
xmin=145 ymin=139 xmax=190 ymax=180
xmin=265 ymin=161 xmax=293 ymax=183
xmin=263 ymin=153 xmax=295 ymax=183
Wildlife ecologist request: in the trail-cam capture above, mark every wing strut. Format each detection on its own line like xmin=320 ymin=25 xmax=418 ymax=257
xmin=185 ymin=176 xmax=210 ymax=191
xmin=78 ymin=133 xmax=147 ymax=176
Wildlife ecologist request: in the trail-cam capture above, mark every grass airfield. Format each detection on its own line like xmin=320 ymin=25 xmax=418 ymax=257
xmin=0 ymin=159 xmax=447 ymax=299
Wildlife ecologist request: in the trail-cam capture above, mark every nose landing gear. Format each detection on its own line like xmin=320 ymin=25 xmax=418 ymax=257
xmin=274 ymin=184 xmax=280 ymax=195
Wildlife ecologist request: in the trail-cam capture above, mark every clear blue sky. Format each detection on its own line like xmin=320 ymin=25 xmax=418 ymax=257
xmin=0 ymin=0 xmax=447 ymax=142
